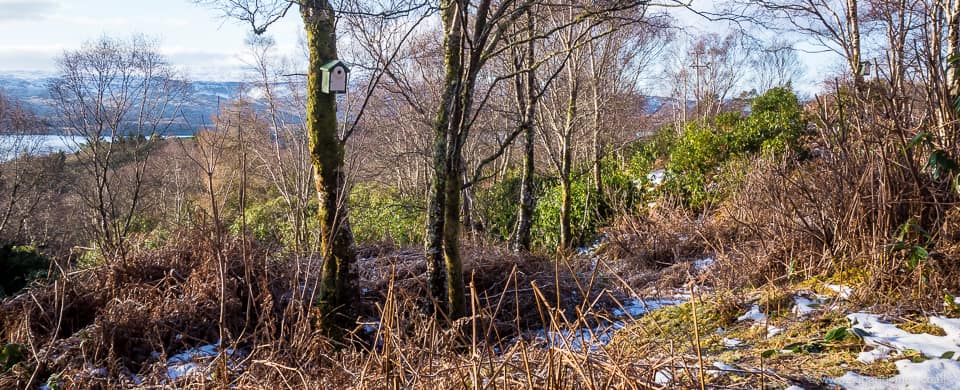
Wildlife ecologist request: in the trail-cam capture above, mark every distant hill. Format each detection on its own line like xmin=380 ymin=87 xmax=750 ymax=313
xmin=0 ymin=72 xmax=247 ymax=136
xmin=1 ymin=71 xmax=684 ymax=137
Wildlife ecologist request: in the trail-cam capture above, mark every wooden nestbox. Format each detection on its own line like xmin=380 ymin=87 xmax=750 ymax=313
xmin=858 ymin=61 xmax=872 ymax=77
xmin=320 ymin=60 xmax=350 ymax=94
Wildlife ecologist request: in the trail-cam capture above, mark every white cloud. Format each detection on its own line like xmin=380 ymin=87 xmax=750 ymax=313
xmin=0 ymin=0 xmax=60 ymax=22
xmin=0 ymin=47 xmax=61 ymax=72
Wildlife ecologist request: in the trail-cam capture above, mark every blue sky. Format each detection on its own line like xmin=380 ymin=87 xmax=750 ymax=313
xmin=0 ymin=0 xmax=304 ymax=79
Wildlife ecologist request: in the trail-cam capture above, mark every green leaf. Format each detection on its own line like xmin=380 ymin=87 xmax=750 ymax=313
xmin=0 ymin=343 xmax=26 ymax=371
xmin=784 ymin=342 xmax=806 ymax=352
xmin=804 ymin=342 xmax=824 ymax=353
xmin=824 ymin=326 xmax=848 ymax=341
xmin=908 ymin=131 xmax=931 ymax=149
xmin=761 ymin=349 xmax=778 ymax=359
xmin=907 ymin=246 xmax=930 ymax=269
xmin=929 ymin=150 xmax=960 ymax=180
xmin=889 ymin=241 xmax=909 ymax=252
xmin=942 ymin=351 xmax=955 ymax=360
xmin=850 ymin=328 xmax=871 ymax=339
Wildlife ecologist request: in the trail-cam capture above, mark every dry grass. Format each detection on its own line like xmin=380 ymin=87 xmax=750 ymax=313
xmin=0 ymin=229 xmax=706 ymax=389
xmin=596 ymin=202 xmax=724 ymax=293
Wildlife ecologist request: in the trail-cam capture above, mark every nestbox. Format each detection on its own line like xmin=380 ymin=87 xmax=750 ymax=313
xmin=858 ymin=61 xmax=872 ymax=77
xmin=320 ymin=60 xmax=350 ymax=94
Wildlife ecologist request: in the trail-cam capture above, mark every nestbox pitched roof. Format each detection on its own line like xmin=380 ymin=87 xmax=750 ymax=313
xmin=320 ymin=60 xmax=350 ymax=73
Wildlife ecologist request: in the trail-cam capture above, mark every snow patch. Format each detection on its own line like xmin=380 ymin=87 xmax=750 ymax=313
xmin=534 ymin=298 xmax=684 ymax=351
xmin=654 ymin=370 xmax=672 ymax=385
xmin=792 ymin=296 xmax=821 ymax=317
xmin=737 ymin=305 xmax=767 ymax=323
xmin=722 ymin=337 xmax=743 ymax=348
xmin=694 ymin=257 xmax=714 ymax=270
xmin=848 ymin=313 xmax=960 ymax=359
xmin=826 ymin=284 xmax=853 ymax=300
xmin=708 ymin=361 xmax=738 ymax=376
xmin=857 ymin=345 xmax=892 ymax=364
xmin=737 ymin=305 xmax=781 ymax=338
xmin=766 ymin=326 xmax=784 ymax=338
xmin=647 ymin=169 xmax=665 ymax=185
xmin=611 ymin=298 xmax=684 ymax=318
xmin=534 ymin=323 xmax=624 ymax=352
xmin=166 ymin=343 xmax=242 ymax=382
xmin=712 ymin=361 xmax=737 ymax=371
xmin=832 ymin=359 xmax=960 ymax=390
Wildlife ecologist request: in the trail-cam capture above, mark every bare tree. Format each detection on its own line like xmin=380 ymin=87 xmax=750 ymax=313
xmin=748 ymin=38 xmax=805 ymax=92
xmin=196 ymin=0 xmax=430 ymax=333
xmin=585 ymin=15 xmax=670 ymax=220
xmin=726 ymin=0 xmax=864 ymax=83
xmin=422 ymin=0 xmax=679 ymax=316
xmin=244 ymin=35 xmax=318 ymax=255
xmin=48 ymin=36 xmax=189 ymax=260
xmin=0 ymin=90 xmax=54 ymax=243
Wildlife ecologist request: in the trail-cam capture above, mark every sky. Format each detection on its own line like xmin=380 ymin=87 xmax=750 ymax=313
xmin=0 ymin=0 xmax=305 ymax=80
xmin=0 ymin=0 xmax=837 ymax=95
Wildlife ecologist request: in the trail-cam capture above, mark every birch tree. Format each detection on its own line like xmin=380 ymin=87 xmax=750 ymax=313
xmin=49 ymin=36 xmax=189 ymax=260
xmin=196 ymin=0 xmax=358 ymax=333
xmin=196 ymin=0 xmax=427 ymax=333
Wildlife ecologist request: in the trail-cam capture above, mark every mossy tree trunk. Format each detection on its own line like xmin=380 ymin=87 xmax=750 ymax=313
xmin=943 ymin=1 xmax=960 ymax=147
xmin=426 ymin=0 xmax=465 ymax=318
xmin=589 ymin=55 xmax=609 ymax=222
xmin=515 ymin=119 xmax=536 ymax=251
xmin=513 ymin=10 xmax=537 ymax=253
xmin=559 ymin=66 xmax=579 ymax=250
xmin=427 ymin=0 xmax=498 ymax=320
xmin=301 ymin=1 xmax=358 ymax=334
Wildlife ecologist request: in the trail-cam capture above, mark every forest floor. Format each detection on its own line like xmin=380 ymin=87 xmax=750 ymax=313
xmin=2 ymin=232 xmax=960 ymax=389
xmin=577 ymin=237 xmax=960 ymax=390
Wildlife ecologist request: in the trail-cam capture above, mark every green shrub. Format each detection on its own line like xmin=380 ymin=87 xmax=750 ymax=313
xmin=659 ymin=87 xmax=806 ymax=209
xmin=350 ymin=183 xmax=425 ymax=246
xmin=626 ymin=126 xmax=678 ymax=178
xmin=601 ymin=154 xmax=643 ymax=212
xmin=533 ymin=156 xmax=642 ymax=249
xmin=474 ymin=172 xmax=526 ymax=242
xmin=664 ymin=120 xmax=731 ymax=208
xmin=234 ymin=196 xmax=320 ymax=252
xmin=76 ymin=246 xmax=105 ymax=269
xmin=0 ymin=244 xmax=50 ymax=297
xmin=533 ymin=176 xmax=590 ymax=249
xmin=732 ymin=86 xmax=805 ymax=156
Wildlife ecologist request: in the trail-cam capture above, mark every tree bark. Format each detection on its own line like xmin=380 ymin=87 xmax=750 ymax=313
xmin=559 ymin=69 xmax=578 ymax=250
xmin=846 ymin=0 xmax=863 ymax=85
xmin=514 ymin=120 xmax=536 ymax=251
xmin=442 ymin=155 xmax=465 ymax=318
xmin=426 ymin=0 xmax=464 ymax=317
xmin=513 ymin=10 xmax=537 ymax=252
xmin=590 ymin=81 xmax=608 ymax=221
xmin=949 ymin=1 xmax=960 ymax=99
xmin=943 ymin=0 xmax=960 ymax=147
xmin=302 ymin=1 xmax=358 ymax=334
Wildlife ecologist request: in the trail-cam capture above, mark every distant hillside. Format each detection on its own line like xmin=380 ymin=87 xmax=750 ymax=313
xmin=1 ymin=72 xmax=685 ymax=137
xmin=0 ymin=72 xmax=246 ymax=136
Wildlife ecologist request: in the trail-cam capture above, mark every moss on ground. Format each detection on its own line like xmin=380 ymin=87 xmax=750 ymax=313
xmin=900 ymin=316 xmax=947 ymax=336
xmin=607 ymin=282 xmax=921 ymax=387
